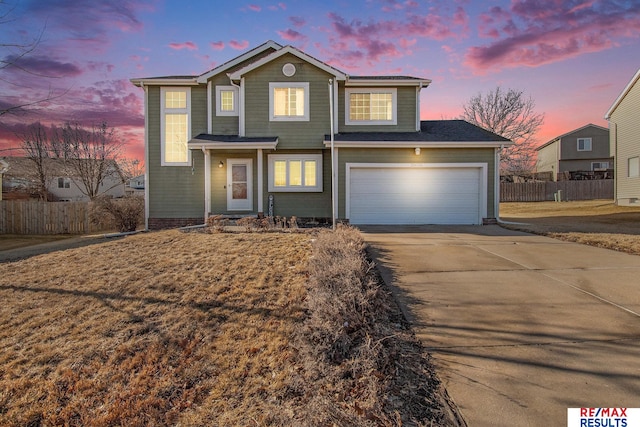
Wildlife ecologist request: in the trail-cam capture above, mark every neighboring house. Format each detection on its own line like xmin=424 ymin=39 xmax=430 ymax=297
xmin=126 ymin=174 xmax=145 ymax=196
xmin=605 ymin=68 xmax=640 ymax=206
xmin=131 ymin=41 xmax=510 ymax=229
xmin=535 ymin=124 xmax=612 ymax=181
xmin=1 ymin=157 xmax=126 ymax=201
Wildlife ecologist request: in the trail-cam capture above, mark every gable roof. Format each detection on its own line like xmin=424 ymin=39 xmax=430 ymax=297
xmin=605 ymin=68 xmax=640 ymax=119
xmin=324 ymin=120 xmax=511 ymax=148
xmin=227 ymin=44 xmax=348 ymax=81
xmin=536 ymin=123 xmax=609 ymax=151
xmin=196 ymin=40 xmax=282 ymax=83
xmin=346 ymin=75 xmax=431 ymax=87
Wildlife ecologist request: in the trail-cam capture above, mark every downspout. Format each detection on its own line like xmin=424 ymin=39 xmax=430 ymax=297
xmin=329 ymin=79 xmax=336 ymax=230
xmin=202 ymin=147 xmax=211 ymax=222
xmin=495 ymin=145 xmax=502 ymax=222
xmin=416 ymin=82 xmax=422 ymax=131
xmin=228 ymin=75 xmax=244 ymax=136
xmin=207 ymin=81 xmax=212 ymax=134
xmin=141 ymin=81 xmax=150 ymax=231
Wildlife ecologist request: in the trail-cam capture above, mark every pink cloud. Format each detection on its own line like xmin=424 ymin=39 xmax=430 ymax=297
xmin=248 ymin=4 xmax=261 ymax=12
xmin=229 ymin=40 xmax=250 ymax=50
xmin=289 ymin=16 xmax=306 ymax=27
xmin=210 ymin=41 xmax=225 ymax=50
xmin=279 ymin=2 xmax=286 ymax=10
xmin=466 ymin=1 xmax=640 ymax=73
xmin=277 ymin=29 xmax=307 ymax=42
xmin=168 ymin=41 xmax=198 ymax=51
xmin=3 ymin=55 xmax=82 ymax=78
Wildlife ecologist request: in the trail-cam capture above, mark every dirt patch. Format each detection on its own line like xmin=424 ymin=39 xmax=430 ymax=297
xmin=0 ymin=228 xmax=459 ymax=426
xmin=500 ymin=200 xmax=640 ymax=255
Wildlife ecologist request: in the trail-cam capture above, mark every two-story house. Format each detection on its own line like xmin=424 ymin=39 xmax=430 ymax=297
xmin=535 ymin=124 xmax=612 ymax=181
xmin=605 ymin=68 xmax=640 ymax=206
xmin=131 ymin=41 xmax=510 ymax=229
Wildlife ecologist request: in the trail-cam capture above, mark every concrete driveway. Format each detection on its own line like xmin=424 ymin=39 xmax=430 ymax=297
xmin=361 ymin=225 xmax=640 ymax=426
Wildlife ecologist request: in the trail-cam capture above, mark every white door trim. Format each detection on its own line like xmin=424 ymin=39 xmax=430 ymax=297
xmin=227 ymin=158 xmax=253 ymax=211
xmin=345 ymin=162 xmax=488 ymax=224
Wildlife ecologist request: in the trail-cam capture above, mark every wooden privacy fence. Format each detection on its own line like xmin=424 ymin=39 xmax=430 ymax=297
xmin=501 ymin=180 xmax=614 ymax=202
xmin=1 ymin=200 xmax=99 ymax=234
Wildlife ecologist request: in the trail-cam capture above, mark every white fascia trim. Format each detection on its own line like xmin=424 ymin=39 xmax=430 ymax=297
xmin=605 ymin=68 xmax=640 ymax=119
xmin=345 ymin=79 xmax=432 ymax=87
xmin=188 ymin=140 xmax=278 ymax=150
xmin=228 ymin=45 xmax=347 ymax=80
xmin=323 ymin=140 xmax=513 ymax=148
xmin=344 ymin=162 xmax=488 ymax=224
xmin=196 ymin=40 xmax=282 ymax=83
xmin=131 ymin=78 xmax=198 ymax=86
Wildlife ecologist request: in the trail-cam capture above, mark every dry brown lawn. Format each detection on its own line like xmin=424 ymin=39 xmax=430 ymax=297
xmin=0 ymin=228 xmax=458 ymax=426
xmin=500 ymin=200 xmax=640 ymax=255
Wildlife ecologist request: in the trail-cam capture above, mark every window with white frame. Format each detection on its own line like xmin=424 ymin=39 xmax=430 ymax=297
xmin=591 ymin=162 xmax=609 ymax=170
xmin=577 ymin=137 xmax=592 ymax=151
xmin=345 ymin=88 xmax=397 ymax=125
xmin=161 ymin=87 xmax=191 ymax=166
xmin=629 ymin=157 xmax=640 ymax=178
xmin=268 ymin=154 xmax=322 ymax=192
xmin=216 ymin=85 xmax=238 ymax=116
xmin=57 ymin=177 xmax=70 ymax=189
xmin=269 ymin=82 xmax=309 ymax=121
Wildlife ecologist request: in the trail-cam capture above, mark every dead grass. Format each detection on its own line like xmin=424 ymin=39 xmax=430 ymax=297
xmin=0 ymin=227 xmax=459 ymax=426
xmin=500 ymin=200 xmax=640 ymax=255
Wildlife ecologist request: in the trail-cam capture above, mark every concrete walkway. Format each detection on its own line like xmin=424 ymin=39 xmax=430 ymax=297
xmin=362 ymin=225 xmax=640 ymax=426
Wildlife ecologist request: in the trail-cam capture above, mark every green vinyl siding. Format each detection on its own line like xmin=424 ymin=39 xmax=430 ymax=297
xmin=336 ymin=147 xmax=497 ymax=219
xmin=339 ymin=84 xmax=417 ymax=132
xmin=243 ymin=53 xmax=331 ymax=149
xmin=147 ymin=85 xmax=206 ymax=219
xmin=610 ymin=78 xmax=640 ymax=202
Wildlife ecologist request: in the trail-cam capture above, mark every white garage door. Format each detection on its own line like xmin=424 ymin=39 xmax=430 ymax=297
xmin=348 ymin=165 xmax=484 ymax=225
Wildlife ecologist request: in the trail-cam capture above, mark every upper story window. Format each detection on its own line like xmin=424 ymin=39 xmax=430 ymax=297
xmin=577 ymin=137 xmax=592 ymax=151
xmin=57 ymin=177 xmax=70 ymax=189
xmin=216 ymin=85 xmax=238 ymax=116
xmin=269 ymin=82 xmax=309 ymax=121
xmin=161 ymin=87 xmax=191 ymax=166
xmin=268 ymin=154 xmax=322 ymax=192
xmin=345 ymin=88 xmax=397 ymax=125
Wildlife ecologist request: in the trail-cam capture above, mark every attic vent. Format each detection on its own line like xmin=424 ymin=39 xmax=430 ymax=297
xmin=282 ymin=63 xmax=296 ymax=77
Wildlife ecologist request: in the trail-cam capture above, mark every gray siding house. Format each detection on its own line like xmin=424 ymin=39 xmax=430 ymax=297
xmin=605 ymin=68 xmax=640 ymax=206
xmin=535 ymin=124 xmax=611 ymax=181
xmin=131 ymin=41 xmax=510 ymax=229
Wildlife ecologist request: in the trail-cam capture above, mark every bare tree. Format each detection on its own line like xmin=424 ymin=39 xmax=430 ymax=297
xmin=19 ymin=122 xmax=54 ymax=200
xmin=118 ymin=158 xmax=145 ymax=181
xmin=57 ymin=122 xmax=125 ymax=199
xmin=461 ymin=87 xmax=544 ymax=174
xmin=1 ymin=2 xmax=63 ymax=117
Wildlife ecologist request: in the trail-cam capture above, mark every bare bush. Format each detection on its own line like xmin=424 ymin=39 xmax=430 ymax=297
xmin=91 ymin=195 xmax=144 ymax=232
xmin=205 ymin=215 xmax=228 ymax=233
xmin=296 ymin=225 xmax=460 ymax=426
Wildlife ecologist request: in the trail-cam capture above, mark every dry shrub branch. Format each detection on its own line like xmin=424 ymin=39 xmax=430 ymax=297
xmin=298 ymin=225 xmax=461 ymax=426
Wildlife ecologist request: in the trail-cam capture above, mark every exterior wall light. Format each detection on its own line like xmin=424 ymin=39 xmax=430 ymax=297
xmin=415 ymin=147 xmax=421 ymax=155
xmin=218 ymin=161 xmax=224 ymax=168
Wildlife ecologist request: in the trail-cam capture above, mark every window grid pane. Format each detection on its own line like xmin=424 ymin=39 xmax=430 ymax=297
xmin=164 ymin=114 xmax=188 ymax=163
xmin=349 ymin=92 xmax=392 ymax=121
xmin=304 ymin=160 xmax=316 ymax=187
xmin=165 ymin=91 xmax=186 ymax=109
xmin=274 ymin=160 xmax=287 ymax=186
xmin=274 ymin=87 xmax=305 ymax=117
xmin=289 ymin=160 xmax=302 ymax=186
xmin=221 ymin=91 xmax=234 ymax=111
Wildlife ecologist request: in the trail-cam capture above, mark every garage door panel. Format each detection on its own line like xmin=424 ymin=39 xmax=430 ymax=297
xmin=348 ymin=166 xmax=482 ymax=225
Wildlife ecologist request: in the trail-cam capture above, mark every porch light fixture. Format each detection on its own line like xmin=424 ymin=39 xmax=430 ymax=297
xmin=414 ymin=147 xmax=421 ymax=156
xmin=218 ymin=161 xmax=224 ymax=168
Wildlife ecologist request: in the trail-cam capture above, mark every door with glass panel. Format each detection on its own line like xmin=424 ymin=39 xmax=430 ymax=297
xmin=227 ymin=159 xmax=253 ymax=211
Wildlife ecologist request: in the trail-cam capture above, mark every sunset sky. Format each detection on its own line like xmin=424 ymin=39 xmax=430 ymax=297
xmin=1 ymin=0 xmax=639 ymax=163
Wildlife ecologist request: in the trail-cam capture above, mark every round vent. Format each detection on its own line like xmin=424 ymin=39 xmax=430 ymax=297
xmin=282 ymin=63 xmax=296 ymax=77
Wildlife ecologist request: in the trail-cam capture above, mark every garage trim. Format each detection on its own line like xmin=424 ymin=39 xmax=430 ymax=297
xmin=345 ymin=162 xmax=488 ymax=224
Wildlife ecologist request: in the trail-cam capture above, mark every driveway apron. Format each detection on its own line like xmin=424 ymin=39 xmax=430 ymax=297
xmin=361 ymin=225 xmax=640 ymax=426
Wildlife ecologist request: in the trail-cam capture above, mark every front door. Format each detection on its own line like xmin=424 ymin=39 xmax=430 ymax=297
xmin=227 ymin=159 xmax=253 ymax=211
